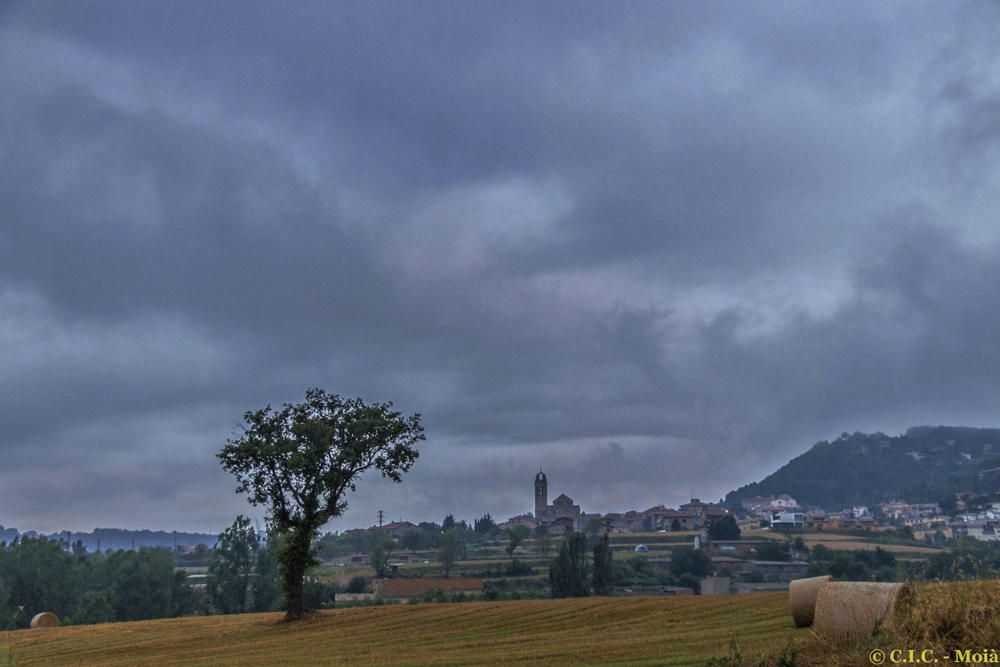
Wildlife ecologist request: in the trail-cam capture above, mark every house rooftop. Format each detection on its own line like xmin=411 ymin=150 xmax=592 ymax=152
xmin=376 ymin=521 xmax=416 ymax=530
xmin=749 ymin=560 xmax=809 ymax=566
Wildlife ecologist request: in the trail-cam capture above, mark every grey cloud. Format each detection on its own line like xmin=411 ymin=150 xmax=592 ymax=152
xmin=1 ymin=2 xmax=1000 ymax=532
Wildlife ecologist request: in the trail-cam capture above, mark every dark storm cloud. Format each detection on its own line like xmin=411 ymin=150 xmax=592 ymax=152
xmin=2 ymin=1 xmax=1000 ymax=531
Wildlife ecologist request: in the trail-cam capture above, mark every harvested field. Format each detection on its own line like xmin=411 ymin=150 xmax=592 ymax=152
xmin=2 ymin=594 xmax=804 ymax=666
xmin=804 ymin=540 xmax=940 ymax=554
xmin=374 ymin=577 xmax=483 ymax=597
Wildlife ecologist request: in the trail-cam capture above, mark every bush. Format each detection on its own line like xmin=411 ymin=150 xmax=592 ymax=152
xmin=481 ymin=584 xmax=530 ymax=602
xmin=754 ymin=541 xmax=791 ymax=562
xmin=922 ymin=537 xmax=1000 ymax=581
xmin=302 ymin=579 xmax=339 ymax=609
xmin=409 ymin=588 xmax=446 ymax=604
xmin=345 ymin=576 xmax=368 ymax=594
xmin=670 ymin=547 xmax=714 ymax=578
xmin=613 ymin=556 xmax=661 ymax=587
xmin=677 ymin=572 xmax=701 ymax=594
xmin=506 ymin=559 xmax=533 ymax=576
xmin=707 ymin=515 xmax=741 ymax=541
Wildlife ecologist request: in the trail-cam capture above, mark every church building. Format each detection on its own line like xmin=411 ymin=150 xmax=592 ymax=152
xmin=533 ymin=470 xmax=582 ymax=530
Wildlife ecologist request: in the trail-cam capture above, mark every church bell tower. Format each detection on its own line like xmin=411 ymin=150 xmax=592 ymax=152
xmin=534 ymin=470 xmax=547 ymax=518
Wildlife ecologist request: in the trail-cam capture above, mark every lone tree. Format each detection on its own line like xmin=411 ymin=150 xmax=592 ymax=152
xmin=218 ymin=388 xmax=424 ymax=621
xmin=505 ymin=525 xmax=531 ymax=558
xmin=438 ymin=528 xmax=462 ymax=578
xmin=591 ymin=532 xmax=613 ymax=596
xmin=369 ymin=536 xmax=394 ymax=578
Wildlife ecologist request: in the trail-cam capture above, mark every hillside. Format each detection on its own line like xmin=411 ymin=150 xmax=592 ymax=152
xmin=726 ymin=426 xmax=1000 ymax=509
xmin=2 ymin=594 xmax=801 ymax=666
xmin=0 ymin=527 xmax=216 ymax=552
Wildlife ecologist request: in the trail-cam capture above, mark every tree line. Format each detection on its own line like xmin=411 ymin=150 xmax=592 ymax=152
xmin=0 ymin=538 xmax=193 ymax=629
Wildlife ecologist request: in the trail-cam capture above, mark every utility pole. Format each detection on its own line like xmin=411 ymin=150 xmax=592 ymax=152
xmin=377 ymin=510 xmax=384 ymax=527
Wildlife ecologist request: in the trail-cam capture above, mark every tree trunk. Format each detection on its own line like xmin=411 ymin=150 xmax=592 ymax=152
xmin=283 ymin=570 xmax=306 ymax=621
xmin=281 ymin=526 xmax=313 ymax=621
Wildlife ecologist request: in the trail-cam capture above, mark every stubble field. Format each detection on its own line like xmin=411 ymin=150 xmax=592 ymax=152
xmin=3 ymin=593 xmax=802 ymax=666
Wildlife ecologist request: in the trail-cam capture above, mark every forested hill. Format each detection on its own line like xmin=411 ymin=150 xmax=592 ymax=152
xmin=0 ymin=526 xmax=217 ymax=552
xmin=726 ymin=426 xmax=1000 ymax=509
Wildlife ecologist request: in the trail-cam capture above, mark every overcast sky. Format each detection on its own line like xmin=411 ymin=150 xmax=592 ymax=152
xmin=3 ymin=1 xmax=1000 ymax=534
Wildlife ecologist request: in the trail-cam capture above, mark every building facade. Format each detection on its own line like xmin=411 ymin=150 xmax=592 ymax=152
xmin=533 ymin=470 xmax=582 ymax=530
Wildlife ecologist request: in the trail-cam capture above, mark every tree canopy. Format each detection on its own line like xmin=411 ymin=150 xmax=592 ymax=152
xmin=707 ymin=514 xmax=740 ymax=541
xmin=505 ymin=525 xmax=531 ymax=557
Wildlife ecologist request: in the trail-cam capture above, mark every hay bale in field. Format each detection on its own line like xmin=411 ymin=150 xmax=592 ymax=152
xmin=813 ymin=582 xmax=908 ymax=641
xmin=789 ymin=575 xmax=831 ymax=627
xmin=30 ymin=612 xmax=59 ymax=628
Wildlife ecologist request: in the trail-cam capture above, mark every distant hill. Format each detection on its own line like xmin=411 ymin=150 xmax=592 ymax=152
xmin=726 ymin=426 xmax=1000 ymax=509
xmin=0 ymin=526 xmax=217 ymax=552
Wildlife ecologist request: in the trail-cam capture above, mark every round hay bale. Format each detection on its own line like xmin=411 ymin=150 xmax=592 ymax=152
xmin=30 ymin=612 xmax=59 ymax=628
xmin=812 ymin=582 xmax=907 ymax=642
xmin=789 ymin=575 xmax=832 ymax=627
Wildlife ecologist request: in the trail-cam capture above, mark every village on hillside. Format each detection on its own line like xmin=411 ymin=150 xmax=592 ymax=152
xmin=303 ymin=470 xmax=1000 ymax=604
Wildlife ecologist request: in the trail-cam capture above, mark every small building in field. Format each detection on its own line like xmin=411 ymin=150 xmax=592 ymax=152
xmin=700 ymin=576 xmax=732 ymax=595
xmin=710 ymin=556 xmax=745 ymax=576
xmin=741 ymin=495 xmax=800 ymax=515
xmin=705 ymin=540 xmax=770 ymax=556
xmin=769 ymin=511 xmax=804 ymax=531
xmin=657 ymin=510 xmax=698 ymax=531
xmin=607 ymin=510 xmax=647 ymax=532
xmin=548 ymin=516 xmax=576 ymax=537
xmin=679 ymin=499 xmax=728 ymax=529
xmin=734 ymin=582 xmax=791 ymax=594
xmin=371 ymin=521 xmax=419 ymax=540
xmin=738 ymin=516 xmax=767 ymax=531
xmin=498 ymin=514 xmax=538 ymax=531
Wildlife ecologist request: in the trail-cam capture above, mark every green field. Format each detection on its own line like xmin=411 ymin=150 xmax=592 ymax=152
xmin=2 ymin=594 xmax=804 ymax=666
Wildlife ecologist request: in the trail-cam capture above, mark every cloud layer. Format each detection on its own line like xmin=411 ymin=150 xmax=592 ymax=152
xmin=3 ymin=1 xmax=1000 ymax=532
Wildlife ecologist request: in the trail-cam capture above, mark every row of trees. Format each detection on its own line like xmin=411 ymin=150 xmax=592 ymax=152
xmin=548 ymin=532 xmax=614 ymax=597
xmin=205 ymin=516 xmax=280 ymax=614
xmin=547 ymin=532 xmax=716 ymax=597
xmin=320 ymin=516 xmax=555 ymax=560
xmin=0 ymin=517 xmax=294 ymax=630
xmin=0 ymin=538 xmax=194 ymax=629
